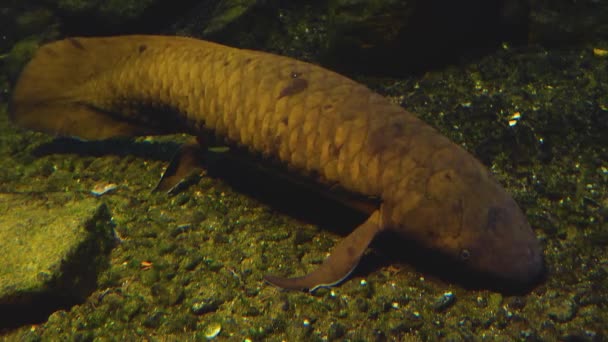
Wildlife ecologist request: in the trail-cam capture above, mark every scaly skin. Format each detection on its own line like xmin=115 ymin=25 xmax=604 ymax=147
xmin=10 ymin=36 xmax=543 ymax=289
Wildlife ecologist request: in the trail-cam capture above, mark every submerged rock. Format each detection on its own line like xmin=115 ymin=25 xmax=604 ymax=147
xmin=0 ymin=193 xmax=116 ymax=328
xmin=322 ymin=0 xmax=530 ymax=75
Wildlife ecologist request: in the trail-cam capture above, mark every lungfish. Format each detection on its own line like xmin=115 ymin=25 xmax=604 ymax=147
xmin=9 ymin=35 xmax=543 ymax=291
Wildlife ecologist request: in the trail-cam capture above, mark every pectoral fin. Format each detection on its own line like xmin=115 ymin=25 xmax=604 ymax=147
xmin=264 ymin=209 xmax=384 ymax=292
xmin=154 ymin=138 xmax=205 ymax=194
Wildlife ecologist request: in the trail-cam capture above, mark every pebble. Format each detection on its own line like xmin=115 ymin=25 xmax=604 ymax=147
xmin=327 ymin=322 xmax=346 ymax=340
xmin=547 ymin=298 xmax=577 ymax=323
xmin=90 ymin=182 xmax=118 ymax=196
xmin=204 ymin=322 xmax=221 ymax=339
xmin=191 ymin=297 xmax=222 ymax=315
xmin=593 ymin=48 xmax=608 ymax=57
xmin=434 ymin=291 xmax=456 ymax=312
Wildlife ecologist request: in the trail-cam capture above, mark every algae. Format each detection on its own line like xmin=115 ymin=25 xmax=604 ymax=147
xmin=0 ymin=193 xmax=115 ymax=328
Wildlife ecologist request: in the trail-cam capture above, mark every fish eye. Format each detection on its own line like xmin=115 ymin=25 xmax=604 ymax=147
xmin=460 ymin=249 xmax=471 ymax=261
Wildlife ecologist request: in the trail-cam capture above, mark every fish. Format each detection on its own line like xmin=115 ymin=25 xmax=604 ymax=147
xmin=9 ymin=35 xmax=543 ymax=292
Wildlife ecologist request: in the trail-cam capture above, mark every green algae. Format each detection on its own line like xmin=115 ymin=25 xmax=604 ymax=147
xmin=0 ymin=192 xmax=115 ymax=328
xmin=0 ymin=195 xmax=103 ymax=296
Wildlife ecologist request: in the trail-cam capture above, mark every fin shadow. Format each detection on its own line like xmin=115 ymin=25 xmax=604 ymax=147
xmin=31 ymin=137 xmax=180 ymax=161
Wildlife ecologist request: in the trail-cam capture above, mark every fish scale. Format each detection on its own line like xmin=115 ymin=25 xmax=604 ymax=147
xmin=10 ymin=35 xmax=543 ymax=291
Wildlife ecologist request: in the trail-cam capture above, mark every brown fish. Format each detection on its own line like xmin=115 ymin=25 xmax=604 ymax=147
xmin=9 ymin=35 xmax=543 ymax=291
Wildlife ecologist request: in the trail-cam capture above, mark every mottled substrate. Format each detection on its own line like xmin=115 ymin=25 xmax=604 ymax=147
xmin=1 ymin=42 xmax=607 ymax=340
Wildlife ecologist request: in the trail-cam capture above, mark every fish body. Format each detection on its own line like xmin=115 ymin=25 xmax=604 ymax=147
xmin=10 ymin=35 xmax=543 ymax=290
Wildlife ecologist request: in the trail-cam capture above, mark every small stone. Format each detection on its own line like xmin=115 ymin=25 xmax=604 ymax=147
xmin=593 ymin=48 xmax=608 ymax=57
xmin=293 ymin=229 xmax=314 ymax=244
xmin=191 ymin=297 xmax=223 ymax=315
xmin=243 ymin=304 xmax=261 ymax=316
xmin=90 ymin=182 xmax=118 ymax=196
xmin=328 ymin=322 xmax=346 ymax=340
xmin=488 ymin=293 xmax=503 ymax=310
xmin=151 ymin=284 xmax=184 ymax=306
xmin=170 ymin=223 xmax=192 ymax=237
xmin=399 ymin=311 xmax=424 ymax=331
xmin=548 ymin=298 xmax=577 ymax=323
xmin=203 ymin=258 xmax=224 ymax=271
xmin=143 ymin=311 xmax=164 ymax=328
xmin=476 ymin=296 xmax=488 ymax=308
xmin=434 ymin=291 xmax=456 ymax=312
xmin=509 ymin=296 xmax=527 ymax=310
xmin=354 ymin=297 xmax=369 ymax=312
xmin=183 ymin=255 xmax=203 ymax=271
xmin=173 ymin=193 xmax=191 ymax=206
xmin=204 ymin=322 xmax=222 ymax=339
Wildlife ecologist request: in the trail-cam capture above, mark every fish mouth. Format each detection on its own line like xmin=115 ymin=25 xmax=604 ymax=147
xmin=448 ymin=243 xmax=545 ymax=293
xmin=510 ymin=238 xmax=545 ymax=285
xmin=474 ymin=201 xmax=546 ymax=289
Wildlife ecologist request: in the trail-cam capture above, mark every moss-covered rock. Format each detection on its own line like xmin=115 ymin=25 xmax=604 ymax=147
xmin=171 ymin=0 xmax=282 ymax=50
xmin=0 ymin=193 xmax=115 ymax=328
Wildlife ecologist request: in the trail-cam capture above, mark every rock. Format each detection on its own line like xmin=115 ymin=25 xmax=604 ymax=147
xmin=203 ymin=0 xmax=259 ymax=37
xmin=322 ymin=0 xmax=530 ymax=75
xmin=433 ymin=291 xmax=456 ymax=312
xmin=172 ymin=0 xmax=280 ymax=48
xmin=547 ymin=298 xmax=577 ymax=323
xmin=327 ymin=322 xmax=346 ymax=340
xmin=191 ymin=297 xmax=223 ymax=315
xmin=15 ymin=9 xmax=56 ymax=38
xmin=0 ymin=193 xmax=116 ymax=328
xmin=203 ymin=322 xmax=222 ymax=339
xmin=54 ymin=0 xmax=190 ymax=35
xmin=529 ymin=0 xmax=608 ymax=45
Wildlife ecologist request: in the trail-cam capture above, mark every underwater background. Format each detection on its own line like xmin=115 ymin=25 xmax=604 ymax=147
xmin=0 ymin=0 xmax=607 ymax=340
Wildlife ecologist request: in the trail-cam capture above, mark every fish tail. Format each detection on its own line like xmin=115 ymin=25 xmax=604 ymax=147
xmin=9 ymin=36 xmax=162 ymax=139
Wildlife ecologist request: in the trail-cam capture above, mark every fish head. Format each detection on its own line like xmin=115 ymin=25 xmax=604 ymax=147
xmin=456 ymin=191 xmax=544 ymax=285
xmin=394 ymin=166 xmax=544 ymax=287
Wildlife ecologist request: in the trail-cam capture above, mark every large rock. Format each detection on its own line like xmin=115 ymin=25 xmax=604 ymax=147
xmin=529 ymin=0 xmax=608 ymax=45
xmin=322 ymin=0 xmax=530 ymax=75
xmin=0 ymin=193 xmax=116 ymax=328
